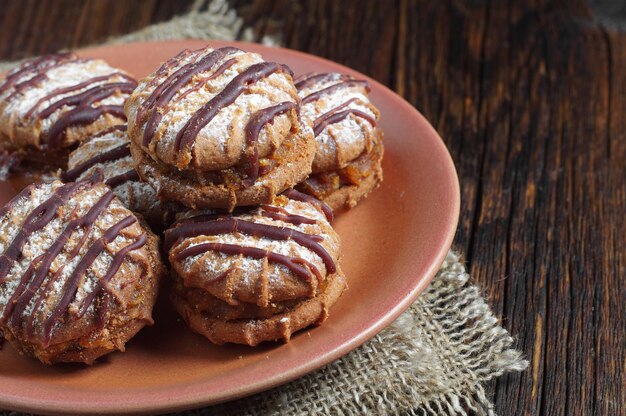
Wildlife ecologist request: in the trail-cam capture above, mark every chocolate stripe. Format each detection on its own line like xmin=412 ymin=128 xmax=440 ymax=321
xmin=105 ymin=169 xmax=140 ymax=188
xmin=293 ymin=72 xmax=323 ymax=88
xmin=141 ymin=47 xmax=241 ymax=146
xmin=47 ymin=106 xmax=127 ymax=150
xmin=138 ymin=50 xmax=197 ymax=119
xmin=24 ymin=258 xmax=66 ymax=338
xmin=147 ymin=48 xmax=195 ymax=88
xmin=0 ymin=255 xmax=43 ymax=324
xmin=311 ymin=97 xmax=356 ymax=135
xmin=164 ymin=218 xmax=335 ymax=275
xmin=92 ymin=124 xmax=127 ymax=136
xmin=39 ymin=81 xmax=135 ymax=119
xmin=313 ymin=108 xmax=377 ymax=136
xmin=0 ymin=182 xmax=81 ymax=283
xmin=77 ymin=233 xmax=147 ymax=318
xmin=294 ymin=72 xmax=352 ymax=91
xmin=175 ymin=242 xmax=320 ymax=283
xmin=282 ymin=189 xmax=334 ymax=222
xmin=62 ymin=142 xmax=130 ymax=182
xmin=42 ymin=215 xmax=137 ymax=343
xmin=6 ymin=191 xmax=116 ymax=329
xmin=25 ymin=73 xmax=135 ymax=119
xmin=0 ymin=53 xmax=72 ymax=96
xmin=164 ymin=58 xmax=238 ymax=113
xmin=171 ymin=207 xmax=256 ymax=227
xmin=4 ymin=73 xmax=48 ymax=102
xmin=301 ymin=80 xmax=370 ymax=105
xmin=141 ymin=47 xmax=239 ymax=116
xmin=174 ymin=62 xmax=288 ymax=152
xmin=243 ymin=101 xmax=297 ymax=186
xmin=44 ymin=82 xmax=135 ymax=149
xmin=260 ymin=204 xmax=316 ymax=225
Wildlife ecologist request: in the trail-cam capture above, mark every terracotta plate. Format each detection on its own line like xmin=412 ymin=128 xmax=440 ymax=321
xmin=0 ymin=40 xmax=459 ymax=415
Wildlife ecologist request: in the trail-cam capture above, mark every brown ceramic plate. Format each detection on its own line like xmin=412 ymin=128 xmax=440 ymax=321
xmin=0 ymin=40 xmax=459 ymax=415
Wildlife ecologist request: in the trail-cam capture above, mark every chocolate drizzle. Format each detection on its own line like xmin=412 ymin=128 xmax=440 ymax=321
xmin=44 ymin=82 xmax=136 ymax=149
xmin=313 ymin=107 xmax=376 ymax=136
xmin=174 ymin=61 xmax=290 ymax=152
xmin=152 ymin=49 xmax=195 ymax=79
xmin=294 ymin=72 xmax=352 ymax=91
xmin=62 ymin=141 xmax=130 ymax=182
xmin=282 ymin=188 xmax=334 ymax=222
xmin=165 ymin=58 xmax=238 ymax=114
xmin=62 ymin=125 xmax=139 ymax=188
xmin=165 ymin=205 xmax=336 ymax=284
xmin=25 ymin=73 xmax=134 ymax=119
xmin=6 ymin=190 xmax=116 ymax=334
xmin=105 ymin=170 xmax=140 ymax=188
xmin=164 ymin=218 xmax=332 ymax=272
xmin=0 ymin=182 xmax=81 ymax=283
xmin=175 ymin=242 xmax=321 ymax=283
xmin=0 ymin=53 xmax=72 ymax=97
xmin=146 ymin=49 xmax=195 ymax=90
xmin=84 ymin=123 xmax=127 ymax=139
xmin=5 ymin=73 xmax=48 ymax=102
xmin=140 ymin=47 xmax=241 ymax=146
xmin=76 ymin=233 xmax=147 ymax=319
xmin=41 ymin=215 xmax=140 ymax=343
xmin=243 ymin=101 xmax=297 ymax=186
xmin=0 ymin=182 xmax=147 ymax=344
xmin=297 ymin=73 xmax=378 ymax=177
xmin=0 ymin=54 xmax=136 ymax=150
xmin=301 ymin=79 xmax=370 ymax=105
xmin=260 ymin=204 xmax=316 ymax=225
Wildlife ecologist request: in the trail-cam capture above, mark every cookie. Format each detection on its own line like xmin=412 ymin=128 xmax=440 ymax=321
xmin=0 ymin=178 xmax=164 ymax=364
xmin=164 ymin=189 xmax=345 ymax=346
xmin=294 ymin=72 xmax=384 ymax=211
xmin=125 ymin=46 xmax=315 ymax=211
xmin=0 ymin=53 xmax=137 ymax=168
xmin=63 ymin=125 xmax=180 ymax=231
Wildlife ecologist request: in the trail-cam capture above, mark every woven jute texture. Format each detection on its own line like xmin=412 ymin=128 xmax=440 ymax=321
xmin=0 ymin=1 xmax=527 ymax=415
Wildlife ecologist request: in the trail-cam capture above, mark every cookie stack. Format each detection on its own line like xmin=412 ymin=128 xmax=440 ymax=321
xmin=0 ymin=45 xmax=384 ymax=364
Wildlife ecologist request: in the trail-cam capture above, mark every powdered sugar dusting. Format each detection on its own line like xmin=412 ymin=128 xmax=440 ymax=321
xmin=128 ymin=47 xmax=299 ymax=170
xmin=171 ymin=195 xmax=340 ymax=297
xmin=298 ymin=73 xmax=379 ymax=171
xmin=66 ymin=127 xmax=163 ymax=219
xmin=0 ymin=180 xmax=147 ymax=339
xmin=0 ymin=57 xmax=134 ymax=144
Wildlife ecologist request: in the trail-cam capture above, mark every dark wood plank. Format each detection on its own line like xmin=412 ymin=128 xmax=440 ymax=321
xmin=233 ymin=0 xmax=626 ymax=414
xmin=231 ymin=0 xmax=399 ymax=86
xmin=0 ymin=0 xmax=193 ymax=60
xmin=597 ymin=25 xmax=626 ymax=416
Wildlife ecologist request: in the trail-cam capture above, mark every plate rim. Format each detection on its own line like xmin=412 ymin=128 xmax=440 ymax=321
xmin=0 ymin=39 xmax=460 ymax=415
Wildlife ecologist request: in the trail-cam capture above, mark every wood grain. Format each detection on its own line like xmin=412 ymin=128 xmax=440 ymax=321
xmin=0 ymin=0 xmax=623 ymax=414
xmin=235 ymin=2 xmax=625 ymax=414
xmin=0 ymin=0 xmax=192 ymax=60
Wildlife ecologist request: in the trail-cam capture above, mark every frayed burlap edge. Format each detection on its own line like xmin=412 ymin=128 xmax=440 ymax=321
xmin=0 ymin=1 xmax=527 ymax=415
xmin=182 ymin=252 xmax=527 ymax=416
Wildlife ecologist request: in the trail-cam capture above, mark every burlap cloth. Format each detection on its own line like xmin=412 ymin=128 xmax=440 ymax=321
xmin=0 ymin=1 xmax=528 ymax=415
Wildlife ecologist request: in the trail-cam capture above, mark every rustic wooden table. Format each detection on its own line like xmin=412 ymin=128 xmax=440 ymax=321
xmin=0 ymin=0 xmax=624 ymax=414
